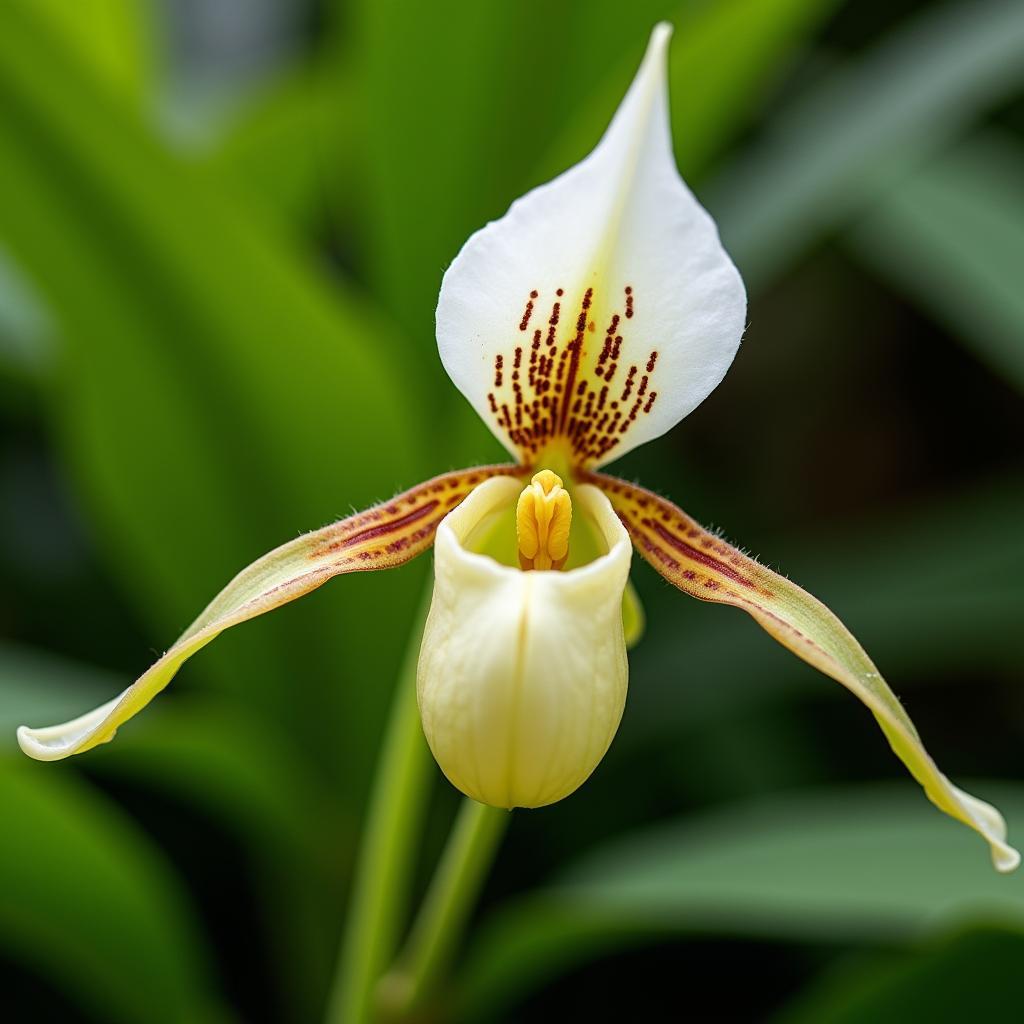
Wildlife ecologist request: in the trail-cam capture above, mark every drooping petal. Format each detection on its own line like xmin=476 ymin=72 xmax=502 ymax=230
xmin=18 ymin=465 xmax=517 ymax=761
xmin=589 ymin=470 xmax=1020 ymax=873
xmin=436 ymin=23 xmax=746 ymax=469
xmin=418 ymin=476 xmax=632 ymax=808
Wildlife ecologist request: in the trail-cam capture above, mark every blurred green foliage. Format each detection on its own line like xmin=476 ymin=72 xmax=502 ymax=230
xmin=782 ymin=925 xmax=1024 ymax=1023
xmin=0 ymin=0 xmax=1021 ymax=1021
xmin=456 ymin=785 xmax=1024 ymax=1019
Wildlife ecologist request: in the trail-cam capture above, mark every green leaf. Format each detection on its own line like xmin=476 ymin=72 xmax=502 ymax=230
xmin=712 ymin=0 xmax=1024 ymax=289
xmin=89 ymin=699 xmax=348 ymax=1022
xmin=0 ymin=761 xmax=227 ymax=1023
xmin=850 ymin=132 xmax=1024 ymax=394
xmin=455 ymin=784 xmax=1024 ymax=1020
xmin=91 ymin=699 xmax=337 ymax=861
xmin=669 ymin=0 xmax=841 ymax=179
xmin=210 ymin=62 xmax=352 ymax=233
xmin=0 ymin=247 xmax=52 ymax=386
xmin=559 ymin=784 xmax=1024 ymax=928
xmin=0 ymin=0 xmax=425 ymax=785
xmin=33 ymin=0 xmax=151 ymax=102
xmin=0 ymin=640 xmax=342 ymax=1020
xmin=777 ymin=927 xmax=1024 ymax=1024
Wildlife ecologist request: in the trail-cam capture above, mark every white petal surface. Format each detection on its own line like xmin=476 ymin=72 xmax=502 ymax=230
xmin=436 ymin=23 xmax=746 ymax=468
xmin=418 ymin=477 xmax=632 ymax=808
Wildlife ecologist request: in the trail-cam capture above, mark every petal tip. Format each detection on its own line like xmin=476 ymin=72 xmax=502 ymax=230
xmin=637 ymin=22 xmax=673 ymax=89
xmin=15 ymin=691 xmax=125 ymax=762
xmin=16 ymin=724 xmax=64 ymax=762
xmin=994 ymin=844 xmax=1021 ymax=874
xmin=649 ymin=21 xmax=674 ymax=49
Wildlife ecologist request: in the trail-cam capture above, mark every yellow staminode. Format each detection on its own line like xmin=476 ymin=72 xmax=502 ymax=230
xmin=516 ymin=470 xmax=572 ymax=571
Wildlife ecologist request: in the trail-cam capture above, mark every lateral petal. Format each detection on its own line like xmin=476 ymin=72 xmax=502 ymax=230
xmin=590 ymin=470 xmax=1019 ymax=873
xmin=18 ymin=465 xmax=517 ymax=761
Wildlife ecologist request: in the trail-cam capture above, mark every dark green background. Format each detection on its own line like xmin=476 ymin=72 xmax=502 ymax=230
xmin=1 ymin=0 xmax=1022 ymax=1020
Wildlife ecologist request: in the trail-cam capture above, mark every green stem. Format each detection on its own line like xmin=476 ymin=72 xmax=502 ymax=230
xmin=379 ymin=799 xmax=510 ymax=1018
xmin=324 ymin=587 xmax=434 ymax=1024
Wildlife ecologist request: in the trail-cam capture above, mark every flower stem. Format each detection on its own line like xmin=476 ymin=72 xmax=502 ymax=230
xmin=378 ymin=798 xmax=510 ymax=1018
xmin=324 ymin=587 xmax=434 ymax=1024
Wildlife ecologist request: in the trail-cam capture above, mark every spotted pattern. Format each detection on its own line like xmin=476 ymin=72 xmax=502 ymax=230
xmin=486 ymin=284 xmax=660 ymax=465
xmin=584 ymin=470 xmax=868 ymax=681
xmin=306 ymin=465 xmax=523 ymax=569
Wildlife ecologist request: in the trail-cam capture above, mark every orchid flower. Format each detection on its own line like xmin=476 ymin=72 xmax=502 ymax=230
xmin=18 ymin=24 xmax=1018 ymax=873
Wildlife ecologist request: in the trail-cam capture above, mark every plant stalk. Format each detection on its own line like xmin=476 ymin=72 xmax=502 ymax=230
xmin=324 ymin=586 xmax=434 ymax=1024
xmin=378 ymin=798 xmax=510 ymax=1018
